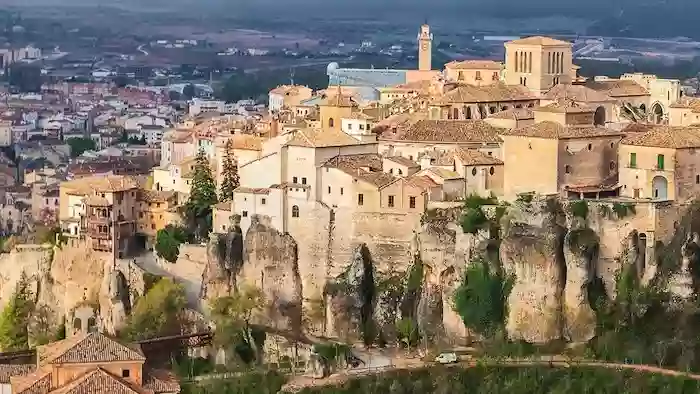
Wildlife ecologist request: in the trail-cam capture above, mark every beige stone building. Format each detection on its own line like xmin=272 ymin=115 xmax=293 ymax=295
xmin=59 ymin=175 xmax=145 ymax=256
xmin=268 ymin=85 xmax=314 ymax=113
xmin=501 ymin=100 xmax=624 ymax=200
xmin=443 ymin=60 xmax=503 ymax=85
xmin=668 ymin=97 xmax=700 ymax=126
xmin=618 ymin=125 xmax=700 ymax=202
xmin=620 ymin=73 xmax=682 ymax=123
xmin=485 ymin=107 xmax=535 ymax=129
xmin=503 ymin=36 xmax=574 ymax=95
xmin=428 ymin=82 xmax=538 ymax=120
xmin=6 ymin=332 xmax=178 ymax=394
xmin=378 ymin=119 xmax=503 ymax=161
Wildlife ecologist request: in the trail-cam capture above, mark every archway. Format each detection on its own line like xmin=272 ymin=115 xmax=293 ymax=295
xmin=594 ymin=106 xmax=606 ymax=126
xmin=652 ymin=176 xmax=668 ymax=200
xmin=651 ymin=103 xmax=664 ymax=124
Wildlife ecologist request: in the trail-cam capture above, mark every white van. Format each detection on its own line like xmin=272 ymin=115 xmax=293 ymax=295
xmin=434 ymin=352 xmax=458 ymax=364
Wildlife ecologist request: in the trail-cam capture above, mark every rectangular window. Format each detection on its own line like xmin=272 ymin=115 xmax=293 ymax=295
xmin=629 ymin=153 xmax=637 ymax=168
xmin=328 ymin=186 xmax=331 ymax=194
xmin=409 ymin=196 xmax=416 ymax=209
xmin=388 ymin=195 xmax=395 ymax=208
xmin=347 ymin=123 xmax=352 ymax=130
xmin=293 ymin=176 xmax=298 ymax=183
xmin=301 ymin=177 xmax=307 ymax=185
xmin=475 ymin=71 xmax=482 ymax=80
xmin=242 ymin=211 xmax=248 ymax=217
xmin=261 ymin=198 xmax=266 ymax=205
xmin=358 ymin=194 xmax=364 ymax=206
xmin=340 ymin=187 xmax=344 ymax=195
xmin=359 ymin=124 xmax=365 ymax=130
xmin=657 ymin=154 xmax=665 ymax=170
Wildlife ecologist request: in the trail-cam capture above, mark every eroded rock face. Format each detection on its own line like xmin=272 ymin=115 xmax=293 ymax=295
xmin=562 ymin=221 xmax=598 ymax=343
xmin=668 ymin=233 xmax=698 ymax=300
xmin=241 ymin=215 xmax=303 ymax=331
xmin=500 ymin=197 xmax=566 ymax=343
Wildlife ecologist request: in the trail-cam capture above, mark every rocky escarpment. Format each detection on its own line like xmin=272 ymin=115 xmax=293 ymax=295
xmin=500 ymin=197 xmax=567 ymax=343
xmin=562 ymin=218 xmax=598 ymax=342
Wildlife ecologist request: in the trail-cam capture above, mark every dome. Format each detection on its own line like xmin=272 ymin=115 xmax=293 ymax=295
xmin=327 ymin=62 xmax=340 ymax=74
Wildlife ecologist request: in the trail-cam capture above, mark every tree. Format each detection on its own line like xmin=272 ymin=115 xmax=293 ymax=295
xmin=209 ymin=286 xmax=266 ymax=366
xmin=168 ymin=90 xmax=181 ymax=101
xmin=219 ymin=139 xmax=239 ymax=202
xmin=67 ymin=137 xmax=96 ymax=158
xmin=453 ymin=258 xmax=514 ymax=339
xmin=121 ymin=278 xmax=188 ymax=341
xmin=396 ymin=318 xmax=420 ymax=349
xmin=183 ymin=83 xmax=196 ymax=100
xmin=155 ymin=225 xmax=190 ymax=263
xmin=183 ymin=149 xmax=218 ymax=240
xmin=0 ymin=273 xmax=35 ymax=351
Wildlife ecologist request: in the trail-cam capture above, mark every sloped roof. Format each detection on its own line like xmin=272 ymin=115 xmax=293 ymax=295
xmin=143 ymin=369 xmax=181 ymax=394
xmin=543 ymin=84 xmax=615 ymax=102
xmin=384 ymin=156 xmax=418 ymax=167
xmin=445 ymin=60 xmax=502 ymax=70
xmin=503 ymin=121 xmax=624 ymax=140
xmin=435 ymin=82 xmax=535 ymax=104
xmin=48 ymin=368 xmax=150 ymax=394
xmin=11 ymin=365 xmax=52 ymax=394
xmin=670 ymin=97 xmax=700 ymax=112
xmin=621 ymin=125 xmax=700 ymax=149
xmin=0 ymin=364 xmax=34 ymax=384
xmin=285 ymin=128 xmax=362 ymax=148
xmin=535 ymin=99 xmax=594 ymax=114
xmin=61 ymin=175 xmax=144 ymax=195
xmin=487 ymin=107 xmax=534 ymax=120
xmin=323 ymin=154 xmax=396 ymax=188
xmin=454 ymin=148 xmax=504 ymax=166
xmin=584 ymin=79 xmax=649 ymax=97
xmin=506 ymin=36 xmax=571 ymax=46
xmin=379 ymin=120 xmax=501 ymax=144
xmin=38 ymin=332 xmax=145 ymax=365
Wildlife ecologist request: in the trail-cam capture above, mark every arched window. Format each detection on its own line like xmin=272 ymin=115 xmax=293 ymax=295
xmin=398 ymin=169 xmax=403 ymax=175
xmin=87 ymin=317 xmax=97 ymax=332
xmin=328 ymin=118 xmax=334 ymax=128
xmin=489 ymin=167 xmax=495 ymax=175
xmin=453 ymin=108 xmax=459 ymax=120
xmin=465 ymin=106 xmax=472 ymax=119
xmin=471 ymin=168 xmax=477 ymax=176
xmin=292 ymin=205 xmax=299 ymax=218
xmin=515 ymin=51 xmax=519 ymax=72
xmin=458 ymin=71 xmax=464 ymax=81
xmin=528 ymin=51 xmax=533 ymax=73
xmin=565 ymin=165 xmax=572 ymax=174
xmin=73 ymin=318 xmax=82 ymax=331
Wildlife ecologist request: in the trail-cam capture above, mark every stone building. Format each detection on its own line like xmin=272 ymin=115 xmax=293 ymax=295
xmin=428 ymin=82 xmax=538 ymax=120
xmin=618 ymin=125 xmax=700 ymax=202
xmin=501 ymin=99 xmax=624 ymax=200
xmin=503 ymin=36 xmax=575 ymax=95
xmin=443 ymin=60 xmax=503 ymax=86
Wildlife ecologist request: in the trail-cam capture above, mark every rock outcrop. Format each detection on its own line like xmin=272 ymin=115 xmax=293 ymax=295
xmin=241 ymin=215 xmax=303 ymax=332
xmin=500 ymin=197 xmax=566 ymax=343
xmin=562 ymin=219 xmax=598 ymax=343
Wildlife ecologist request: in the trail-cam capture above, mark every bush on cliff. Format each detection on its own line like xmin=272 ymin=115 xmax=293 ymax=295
xmin=155 ymin=225 xmax=191 ymax=263
xmin=460 ymin=194 xmax=496 ymax=234
xmin=453 ymin=258 xmax=514 ymax=340
xmin=0 ymin=273 xmax=35 ymax=351
xmin=121 ymin=278 xmax=188 ymax=341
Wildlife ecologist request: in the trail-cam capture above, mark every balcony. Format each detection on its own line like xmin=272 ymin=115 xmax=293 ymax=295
xmin=88 ymin=228 xmax=111 ymax=240
xmin=87 ymin=215 xmax=112 ymax=225
xmin=92 ymin=240 xmax=112 ymax=252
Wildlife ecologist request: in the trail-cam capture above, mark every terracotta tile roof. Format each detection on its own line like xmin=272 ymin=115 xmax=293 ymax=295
xmin=379 ymin=120 xmax=502 ymax=144
xmin=234 ymin=187 xmax=270 ymax=195
xmin=373 ymin=111 xmax=428 ymax=132
xmin=444 ymin=60 xmax=503 ymax=70
xmin=506 ymin=36 xmax=571 ymax=46
xmin=269 ymin=85 xmax=311 ymax=96
xmin=11 ymin=365 xmax=51 ymax=394
xmin=422 ymin=150 xmax=456 ymax=166
xmin=38 ymin=332 xmax=146 ymax=365
xmin=138 ymin=190 xmax=176 ymax=203
xmin=543 ymin=84 xmax=615 ymax=102
xmin=670 ymin=97 xmax=700 ymax=112
xmin=384 ymin=156 xmax=418 ymax=167
xmin=269 ymin=182 xmax=311 ymax=190
xmin=424 ymin=167 xmax=462 ymax=180
xmin=143 ymin=369 xmax=181 ymax=394
xmin=162 ymin=129 xmax=193 ymax=143
xmin=434 ymin=82 xmax=535 ymax=104
xmin=229 ymin=133 xmax=264 ymax=151
xmin=535 ymin=98 xmax=594 ymax=114
xmin=620 ymin=123 xmax=655 ymax=135
xmin=584 ymin=79 xmax=649 ymax=97
xmin=0 ymin=364 xmax=35 ymax=384
xmin=61 ymin=175 xmax=144 ymax=195
xmin=621 ymin=125 xmax=700 ymax=149
xmin=285 ymin=128 xmax=362 ymax=148
xmin=83 ymin=196 xmax=112 ymax=207
xmin=343 ymin=111 xmax=375 ymax=121
xmin=324 ymin=154 xmax=396 ymax=188
xmin=319 ymin=92 xmax=356 ymax=108
xmin=406 ymin=175 xmax=439 ymax=189
xmin=487 ymin=107 xmax=534 ymax=120
xmin=502 ymin=121 xmax=624 ymax=140
xmin=48 ymin=368 xmax=150 ymax=394
xmin=390 ymin=79 xmax=433 ymax=91
xmin=454 ymin=148 xmax=504 ymax=166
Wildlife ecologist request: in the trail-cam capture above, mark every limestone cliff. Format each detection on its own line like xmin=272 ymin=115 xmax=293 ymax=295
xmin=500 ymin=197 xmax=566 ymax=343
xmin=562 ymin=220 xmax=598 ymax=343
xmin=241 ymin=215 xmax=303 ymax=332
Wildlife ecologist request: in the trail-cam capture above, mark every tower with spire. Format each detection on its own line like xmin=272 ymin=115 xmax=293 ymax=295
xmin=417 ymin=22 xmax=433 ymax=72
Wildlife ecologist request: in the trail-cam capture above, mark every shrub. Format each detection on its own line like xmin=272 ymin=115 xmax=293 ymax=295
xmin=569 ymin=200 xmax=589 ymax=219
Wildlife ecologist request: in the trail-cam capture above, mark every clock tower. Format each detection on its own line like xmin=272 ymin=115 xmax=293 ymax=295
xmin=417 ymin=23 xmax=432 ymax=71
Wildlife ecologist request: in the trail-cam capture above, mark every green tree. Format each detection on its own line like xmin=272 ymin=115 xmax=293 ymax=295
xmin=209 ymin=285 xmax=266 ymax=365
xmin=219 ymin=139 xmax=240 ymax=202
xmin=183 ymin=149 xmax=218 ymax=240
xmin=396 ymin=318 xmax=420 ymax=349
xmin=155 ymin=225 xmax=190 ymax=263
xmin=453 ymin=258 xmax=514 ymax=339
xmin=0 ymin=273 xmax=35 ymax=351
xmin=121 ymin=278 xmax=187 ymax=341
xmin=67 ymin=137 xmax=96 ymax=158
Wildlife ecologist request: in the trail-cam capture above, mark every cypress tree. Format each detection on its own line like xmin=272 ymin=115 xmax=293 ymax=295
xmin=183 ymin=149 xmax=218 ymax=239
xmin=219 ymin=139 xmax=240 ymax=203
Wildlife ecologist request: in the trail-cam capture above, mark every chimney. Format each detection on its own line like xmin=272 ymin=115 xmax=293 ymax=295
xmin=270 ymin=117 xmax=279 ymax=138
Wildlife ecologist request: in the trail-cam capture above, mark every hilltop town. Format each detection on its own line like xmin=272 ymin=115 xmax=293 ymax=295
xmin=2 ymin=22 xmax=700 ymax=393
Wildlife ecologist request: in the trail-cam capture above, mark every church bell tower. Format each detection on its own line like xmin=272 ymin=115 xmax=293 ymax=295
xmin=417 ymin=23 xmax=433 ymax=71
